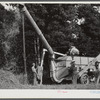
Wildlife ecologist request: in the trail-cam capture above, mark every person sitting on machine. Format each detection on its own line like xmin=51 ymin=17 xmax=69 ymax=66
xmin=69 ymin=46 xmax=79 ymax=60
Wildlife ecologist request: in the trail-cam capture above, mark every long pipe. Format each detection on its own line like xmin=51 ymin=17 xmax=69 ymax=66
xmin=19 ymin=4 xmax=64 ymax=83
xmin=20 ymin=4 xmax=54 ymax=56
xmin=54 ymin=51 xmax=65 ymax=56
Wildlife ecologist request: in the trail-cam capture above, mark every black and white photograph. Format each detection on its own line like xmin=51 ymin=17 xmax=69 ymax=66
xmin=1 ymin=1 xmax=100 ymax=96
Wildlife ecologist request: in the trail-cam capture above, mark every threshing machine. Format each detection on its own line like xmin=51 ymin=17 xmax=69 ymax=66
xmin=19 ymin=4 xmax=100 ymax=84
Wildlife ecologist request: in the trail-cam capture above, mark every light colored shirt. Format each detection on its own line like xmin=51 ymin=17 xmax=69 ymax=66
xmin=70 ymin=46 xmax=79 ymax=56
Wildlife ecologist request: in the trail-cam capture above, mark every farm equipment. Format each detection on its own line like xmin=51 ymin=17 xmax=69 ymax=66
xmin=19 ymin=4 xmax=100 ymax=84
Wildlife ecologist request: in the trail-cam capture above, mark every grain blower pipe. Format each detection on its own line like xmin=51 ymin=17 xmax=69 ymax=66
xmin=19 ymin=4 xmax=54 ymax=56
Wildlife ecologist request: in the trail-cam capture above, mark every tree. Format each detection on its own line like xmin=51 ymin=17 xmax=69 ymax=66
xmin=0 ymin=4 xmax=21 ymax=72
xmin=77 ymin=4 xmax=100 ymax=56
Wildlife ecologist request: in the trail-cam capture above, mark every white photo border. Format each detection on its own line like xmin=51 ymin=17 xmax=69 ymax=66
xmin=0 ymin=0 xmax=100 ymax=99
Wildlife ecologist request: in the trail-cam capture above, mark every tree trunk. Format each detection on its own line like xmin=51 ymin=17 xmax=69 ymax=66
xmin=33 ymin=38 xmax=38 ymax=85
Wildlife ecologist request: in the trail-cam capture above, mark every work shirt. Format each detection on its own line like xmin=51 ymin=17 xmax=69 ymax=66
xmin=70 ymin=46 xmax=79 ymax=56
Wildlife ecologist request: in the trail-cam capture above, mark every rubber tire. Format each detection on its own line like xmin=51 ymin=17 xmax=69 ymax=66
xmin=80 ymin=73 xmax=89 ymax=84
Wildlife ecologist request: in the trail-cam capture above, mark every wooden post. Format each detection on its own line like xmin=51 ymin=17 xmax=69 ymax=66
xmin=36 ymin=37 xmax=41 ymax=65
xmin=22 ymin=13 xmax=28 ymax=84
xmin=33 ymin=38 xmax=38 ymax=85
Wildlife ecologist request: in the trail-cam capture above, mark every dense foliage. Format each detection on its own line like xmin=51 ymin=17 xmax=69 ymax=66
xmin=1 ymin=3 xmax=100 ymax=84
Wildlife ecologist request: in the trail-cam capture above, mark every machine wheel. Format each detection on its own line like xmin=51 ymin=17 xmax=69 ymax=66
xmin=80 ymin=73 xmax=89 ymax=84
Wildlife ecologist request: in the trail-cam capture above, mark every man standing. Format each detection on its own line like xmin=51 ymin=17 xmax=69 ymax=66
xmin=32 ymin=63 xmax=43 ymax=85
xmin=68 ymin=46 xmax=79 ymax=84
xmin=32 ymin=63 xmax=37 ymax=85
xmin=95 ymin=61 xmax=100 ymax=84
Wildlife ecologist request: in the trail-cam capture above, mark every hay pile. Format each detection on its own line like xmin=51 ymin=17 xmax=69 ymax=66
xmin=0 ymin=70 xmax=24 ymax=89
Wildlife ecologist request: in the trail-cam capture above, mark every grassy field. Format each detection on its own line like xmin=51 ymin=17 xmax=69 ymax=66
xmin=23 ymin=84 xmax=100 ymax=89
xmin=0 ymin=69 xmax=100 ymax=89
